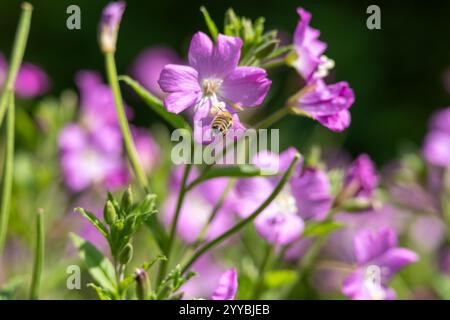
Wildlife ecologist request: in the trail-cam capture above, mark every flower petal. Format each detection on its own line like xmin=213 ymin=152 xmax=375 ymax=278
xmin=220 ymin=66 xmax=271 ymax=107
xmin=255 ymin=210 xmax=304 ymax=245
xmin=164 ymin=91 xmax=199 ymax=114
xmin=422 ymin=131 xmax=450 ymax=167
xmin=373 ymin=247 xmax=418 ymax=280
xmin=316 ymin=109 xmax=352 ymax=132
xmin=211 ymin=268 xmax=238 ymax=300
xmin=353 ymin=228 xmax=397 ymax=265
xmin=158 ymin=64 xmax=200 ymax=93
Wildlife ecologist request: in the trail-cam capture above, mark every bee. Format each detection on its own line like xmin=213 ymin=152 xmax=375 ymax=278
xmin=212 ymin=110 xmax=233 ymax=135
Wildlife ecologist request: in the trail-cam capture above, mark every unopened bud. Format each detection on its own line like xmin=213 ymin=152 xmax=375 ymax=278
xmin=103 ymin=200 xmax=117 ymax=225
xmin=121 ymin=186 xmax=133 ymax=211
xmin=99 ymin=1 xmax=126 ymax=53
xmin=135 ymin=268 xmax=150 ymax=300
xmin=119 ymin=243 xmax=133 ymax=265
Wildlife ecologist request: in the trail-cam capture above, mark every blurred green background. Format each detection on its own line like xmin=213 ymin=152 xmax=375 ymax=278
xmin=1 ymin=0 xmax=450 ymax=164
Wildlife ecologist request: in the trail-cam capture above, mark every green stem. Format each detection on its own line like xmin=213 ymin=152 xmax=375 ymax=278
xmin=29 ymin=208 xmax=44 ymax=300
xmin=182 ymin=153 xmax=300 ymax=274
xmin=104 ymin=52 xmax=148 ymax=191
xmin=0 ymin=93 xmax=15 ymax=258
xmin=157 ymin=163 xmax=192 ymax=284
xmin=0 ymin=3 xmax=33 ymax=128
xmin=254 ymin=106 xmax=290 ymax=129
xmin=252 ymin=243 xmax=273 ymax=300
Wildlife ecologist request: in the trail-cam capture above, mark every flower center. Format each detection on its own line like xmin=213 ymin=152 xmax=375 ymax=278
xmin=364 ymin=265 xmax=385 ymax=300
xmin=314 ymin=55 xmax=335 ymax=78
xmin=273 ymin=186 xmax=297 ymax=215
xmin=202 ymin=78 xmax=223 ymax=96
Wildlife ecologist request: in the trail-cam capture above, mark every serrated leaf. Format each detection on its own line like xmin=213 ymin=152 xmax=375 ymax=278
xmin=200 ymin=6 xmax=218 ymax=40
xmin=187 ymin=165 xmax=273 ymax=190
xmin=303 ymin=221 xmax=344 ymax=237
xmin=264 ymin=270 xmax=298 ymax=289
xmin=75 ymin=208 xmax=108 ymax=237
xmin=70 ymin=233 xmax=116 ymax=292
xmin=119 ymin=76 xmax=191 ymax=131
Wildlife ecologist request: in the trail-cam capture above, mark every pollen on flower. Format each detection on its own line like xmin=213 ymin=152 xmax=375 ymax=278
xmin=209 ymin=101 xmax=226 ymax=116
xmin=202 ymin=78 xmax=223 ymax=96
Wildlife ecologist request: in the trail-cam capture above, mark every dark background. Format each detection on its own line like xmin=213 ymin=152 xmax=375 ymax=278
xmin=1 ymin=0 xmax=450 ymax=164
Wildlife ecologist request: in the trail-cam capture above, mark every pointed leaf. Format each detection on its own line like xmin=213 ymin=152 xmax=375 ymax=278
xmin=75 ymin=208 xmax=108 ymax=237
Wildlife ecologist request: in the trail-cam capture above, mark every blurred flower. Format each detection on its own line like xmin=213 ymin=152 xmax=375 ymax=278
xmin=130 ymin=46 xmax=181 ymax=98
xmin=158 ymin=32 xmax=271 ymax=143
xmin=211 ymin=268 xmax=238 ymax=300
xmin=0 ymin=52 xmax=50 ymax=98
xmin=292 ymin=8 xmax=330 ymax=81
xmin=58 ymin=123 xmax=128 ymax=192
xmin=409 ymin=215 xmax=446 ymax=252
xmin=422 ymin=107 xmax=450 ymax=167
xmin=99 ymin=1 xmax=126 ymax=53
xmin=235 ymin=148 xmax=332 ymax=245
xmin=292 ymin=79 xmax=355 ymax=132
xmin=131 ymin=127 xmax=160 ymax=174
xmin=162 ymin=166 xmax=235 ymax=243
xmin=342 ymin=154 xmax=378 ymax=199
xmin=342 ymin=227 xmax=418 ymax=300
xmin=76 ymin=70 xmax=132 ymax=130
xmin=181 ymin=254 xmax=225 ymax=299
xmin=439 ymin=247 xmax=450 ymax=275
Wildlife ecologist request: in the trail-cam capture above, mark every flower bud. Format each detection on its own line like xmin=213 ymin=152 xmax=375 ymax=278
xmin=103 ymin=200 xmax=117 ymax=225
xmin=121 ymin=186 xmax=133 ymax=211
xmin=135 ymin=268 xmax=150 ymax=300
xmin=119 ymin=243 xmax=133 ymax=265
xmin=99 ymin=1 xmax=126 ymax=53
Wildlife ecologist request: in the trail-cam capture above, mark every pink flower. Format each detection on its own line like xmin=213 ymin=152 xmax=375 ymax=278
xmin=211 ymin=268 xmax=238 ymax=300
xmin=342 ymin=228 xmax=418 ymax=300
xmin=131 ymin=46 xmax=182 ymax=98
xmin=294 ymin=79 xmax=355 ymax=132
xmin=422 ymin=107 xmax=450 ymax=167
xmin=158 ymin=32 xmax=271 ymax=143
xmin=343 ymin=154 xmax=378 ymax=199
xmin=0 ymin=52 xmax=50 ymax=98
xmin=292 ymin=8 xmax=329 ymax=81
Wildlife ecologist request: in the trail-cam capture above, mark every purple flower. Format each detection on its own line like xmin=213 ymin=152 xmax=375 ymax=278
xmin=58 ymin=123 xmax=128 ymax=192
xmin=235 ymin=148 xmax=332 ymax=245
xmin=422 ymin=107 xmax=450 ymax=167
xmin=99 ymin=1 xmax=126 ymax=52
xmin=343 ymin=154 xmax=378 ymax=199
xmin=291 ymin=168 xmax=333 ymax=221
xmin=131 ymin=46 xmax=181 ymax=98
xmin=292 ymin=8 xmax=329 ymax=81
xmin=158 ymin=32 xmax=271 ymax=143
xmin=76 ymin=70 xmax=132 ymax=130
xmin=162 ymin=166 xmax=235 ymax=243
xmin=0 ymin=52 xmax=50 ymax=98
xmin=211 ymin=268 xmax=238 ymax=300
xmin=293 ymin=79 xmax=355 ymax=132
xmin=181 ymin=254 xmax=226 ymax=299
xmin=342 ymin=227 xmax=418 ymax=300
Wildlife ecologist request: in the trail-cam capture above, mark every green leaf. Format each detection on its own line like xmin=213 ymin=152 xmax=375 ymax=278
xmin=200 ymin=6 xmax=218 ymax=40
xmin=264 ymin=270 xmax=298 ymax=289
xmin=433 ymin=275 xmax=450 ymax=300
xmin=87 ymin=283 xmax=114 ymax=300
xmin=187 ymin=165 xmax=273 ymax=190
xmin=118 ymin=76 xmax=190 ymax=131
xmin=69 ymin=233 xmax=116 ymax=292
xmin=303 ymin=221 xmax=344 ymax=237
xmin=119 ymin=255 xmax=167 ymax=291
xmin=75 ymin=208 xmax=108 ymax=237
xmin=0 ymin=277 xmax=24 ymax=300
xmin=145 ymin=215 xmax=168 ymax=251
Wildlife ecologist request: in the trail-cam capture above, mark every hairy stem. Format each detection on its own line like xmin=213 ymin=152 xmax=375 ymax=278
xmin=29 ymin=209 xmax=44 ymax=300
xmin=104 ymin=52 xmax=148 ymax=192
xmin=0 ymin=3 xmax=33 ymax=127
xmin=0 ymin=93 xmax=15 ymax=258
